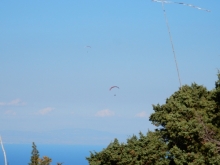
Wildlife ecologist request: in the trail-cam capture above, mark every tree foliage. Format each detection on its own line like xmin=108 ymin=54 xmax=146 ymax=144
xmin=29 ymin=142 xmax=40 ymax=165
xmin=37 ymin=156 xmax=52 ymax=165
xmin=87 ymin=72 xmax=220 ymax=165
xmin=29 ymin=142 xmax=62 ymax=165
xmin=87 ymin=132 xmax=169 ymax=165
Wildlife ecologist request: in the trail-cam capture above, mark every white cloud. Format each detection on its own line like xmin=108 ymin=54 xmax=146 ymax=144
xmin=95 ymin=109 xmax=115 ymax=117
xmin=0 ymin=99 xmax=26 ymax=106
xmin=38 ymin=107 xmax=54 ymax=115
xmin=135 ymin=111 xmax=148 ymax=118
xmin=4 ymin=110 xmax=16 ymax=116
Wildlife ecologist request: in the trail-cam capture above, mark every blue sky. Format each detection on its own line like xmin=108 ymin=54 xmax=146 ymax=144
xmin=0 ymin=0 xmax=219 ymax=144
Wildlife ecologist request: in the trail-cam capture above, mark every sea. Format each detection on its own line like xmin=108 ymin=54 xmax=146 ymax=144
xmin=0 ymin=144 xmax=106 ymax=165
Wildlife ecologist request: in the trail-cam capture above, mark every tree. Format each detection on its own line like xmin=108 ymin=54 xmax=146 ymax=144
xmin=87 ymin=132 xmax=169 ymax=165
xmin=150 ymin=82 xmax=220 ymax=164
xmin=29 ymin=142 xmax=40 ymax=165
xmin=29 ymin=142 xmax=63 ymax=165
xmin=37 ymin=156 xmax=52 ymax=165
xmin=87 ymin=72 xmax=220 ymax=165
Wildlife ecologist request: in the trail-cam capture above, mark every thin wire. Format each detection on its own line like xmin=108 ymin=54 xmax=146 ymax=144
xmin=161 ymin=2 xmax=182 ymax=88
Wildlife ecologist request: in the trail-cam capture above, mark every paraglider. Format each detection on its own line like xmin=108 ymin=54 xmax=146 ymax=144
xmin=109 ymin=86 xmax=119 ymax=96
xmin=85 ymin=46 xmax=91 ymax=53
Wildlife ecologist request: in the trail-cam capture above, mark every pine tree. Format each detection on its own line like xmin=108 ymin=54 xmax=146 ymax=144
xmin=29 ymin=142 xmax=39 ymax=165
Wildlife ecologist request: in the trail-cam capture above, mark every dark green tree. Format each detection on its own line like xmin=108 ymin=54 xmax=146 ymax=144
xmin=29 ymin=142 xmax=40 ymax=165
xmin=87 ymin=132 xmax=169 ymax=165
xmin=87 ymin=72 xmax=220 ymax=165
xmin=150 ymin=82 xmax=220 ymax=164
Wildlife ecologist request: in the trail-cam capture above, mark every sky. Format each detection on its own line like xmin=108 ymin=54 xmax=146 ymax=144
xmin=0 ymin=0 xmax=219 ymax=145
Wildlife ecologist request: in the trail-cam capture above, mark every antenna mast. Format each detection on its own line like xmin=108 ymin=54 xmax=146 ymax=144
xmin=152 ymin=0 xmax=210 ymax=89
xmin=161 ymin=1 xmax=182 ymax=88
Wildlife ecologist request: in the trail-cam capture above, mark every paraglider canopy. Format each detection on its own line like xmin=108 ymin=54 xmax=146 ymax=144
xmin=109 ymin=86 xmax=119 ymax=90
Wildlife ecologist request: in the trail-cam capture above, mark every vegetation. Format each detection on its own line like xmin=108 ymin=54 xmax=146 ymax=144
xmin=29 ymin=142 xmax=40 ymax=165
xmin=86 ymin=72 xmax=220 ymax=165
xmin=29 ymin=142 xmax=62 ymax=165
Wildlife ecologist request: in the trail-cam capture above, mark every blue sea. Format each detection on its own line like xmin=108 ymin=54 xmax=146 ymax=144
xmin=0 ymin=144 xmax=106 ymax=165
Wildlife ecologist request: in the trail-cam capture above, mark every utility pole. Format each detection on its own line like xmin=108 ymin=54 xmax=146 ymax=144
xmin=0 ymin=136 xmax=7 ymax=165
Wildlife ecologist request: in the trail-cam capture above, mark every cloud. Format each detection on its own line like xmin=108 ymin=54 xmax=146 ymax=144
xmin=0 ymin=99 xmax=26 ymax=106
xmin=38 ymin=107 xmax=54 ymax=115
xmin=4 ymin=110 xmax=16 ymax=116
xmin=95 ymin=109 xmax=115 ymax=117
xmin=135 ymin=111 xmax=148 ymax=118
